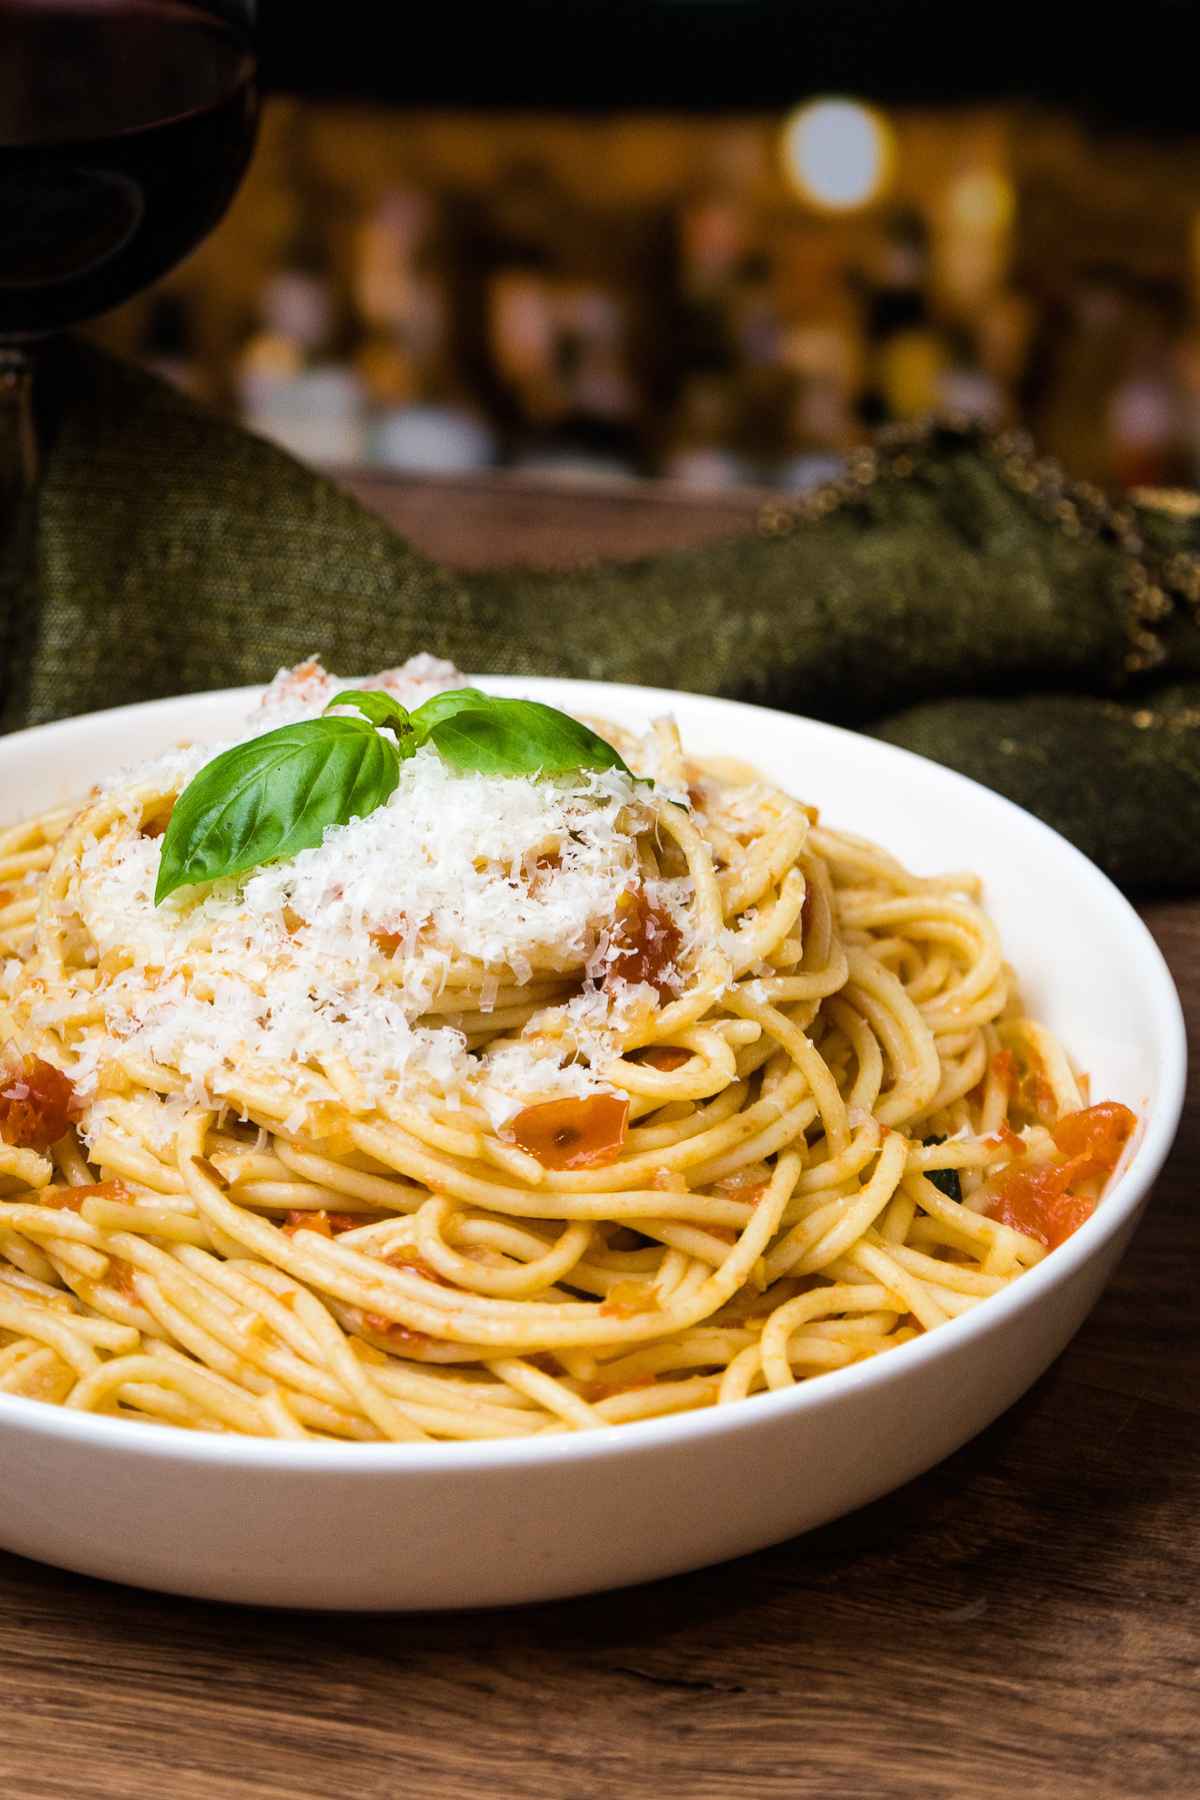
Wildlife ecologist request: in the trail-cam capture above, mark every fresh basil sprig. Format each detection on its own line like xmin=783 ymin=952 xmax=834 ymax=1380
xmin=323 ymin=688 xmax=415 ymax=738
xmin=154 ymin=686 xmax=635 ymax=903
xmin=421 ymin=694 xmax=633 ymax=779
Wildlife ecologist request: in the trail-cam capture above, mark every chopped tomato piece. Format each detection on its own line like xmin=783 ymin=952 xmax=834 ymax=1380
xmin=987 ymin=1164 xmax=1094 ymax=1252
xmin=511 ymin=1094 xmax=629 ymax=1170
xmin=990 ymin=1049 xmax=1016 ymax=1090
xmin=985 ymin=1102 xmax=1135 ymax=1251
xmin=607 ymin=888 xmax=682 ymax=1000
xmin=0 ymin=889 xmax=12 ymax=907
xmin=1052 ymin=1100 xmax=1136 ymax=1171
xmin=0 ymin=1050 xmax=79 ymax=1151
xmin=641 ymin=1045 xmax=690 ymax=1072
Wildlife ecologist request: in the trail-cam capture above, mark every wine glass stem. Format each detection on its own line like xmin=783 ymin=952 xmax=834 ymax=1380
xmin=0 ymin=345 xmax=39 ymax=730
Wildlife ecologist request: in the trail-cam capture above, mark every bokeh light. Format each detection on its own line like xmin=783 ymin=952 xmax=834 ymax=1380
xmin=947 ymin=168 xmax=1015 ymax=234
xmin=780 ymin=99 xmax=895 ymax=212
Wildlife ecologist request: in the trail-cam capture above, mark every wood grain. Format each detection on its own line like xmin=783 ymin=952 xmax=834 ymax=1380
xmin=334 ymin=466 xmax=773 ymax=569
xmin=0 ymin=476 xmax=1195 ymax=1800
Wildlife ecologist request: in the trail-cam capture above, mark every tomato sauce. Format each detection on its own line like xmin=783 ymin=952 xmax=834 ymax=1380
xmin=524 ymin=850 xmax=562 ymax=896
xmin=583 ymin=1375 xmax=655 ymax=1403
xmin=511 ymin=1094 xmax=629 ymax=1171
xmin=991 ymin=1046 xmax=1057 ymax=1125
xmin=282 ymin=1209 xmax=361 ymax=1238
xmin=985 ymin=1101 xmax=1135 ymax=1250
xmin=41 ymin=1179 xmax=130 ymax=1212
xmin=987 ymin=1122 xmax=1026 ymax=1159
xmin=716 ymin=1169 xmax=769 ymax=1204
xmin=139 ymin=802 xmax=174 ymax=840
xmin=370 ymin=926 xmax=405 ymax=957
xmin=108 ymin=1257 xmax=139 ymax=1301
xmin=607 ymin=888 xmax=682 ymax=1000
xmin=385 ymin=1247 xmax=449 ymax=1285
xmin=358 ymin=1251 xmax=449 ymax=1348
xmin=641 ymin=1046 xmax=690 ymax=1072
xmin=361 ymin=1314 xmax=430 ymax=1349
xmin=599 ymin=1279 xmax=660 ymax=1319
xmin=0 ymin=1051 xmax=79 ymax=1151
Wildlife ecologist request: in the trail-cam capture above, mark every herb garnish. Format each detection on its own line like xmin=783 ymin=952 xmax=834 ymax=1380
xmin=921 ymin=1135 xmax=963 ymax=1203
xmin=154 ymin=687 xmax=635 ymax=903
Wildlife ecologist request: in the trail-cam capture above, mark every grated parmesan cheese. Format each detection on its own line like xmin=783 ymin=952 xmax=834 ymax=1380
xmin=51 ymin=660 xmax=684 ymax=1134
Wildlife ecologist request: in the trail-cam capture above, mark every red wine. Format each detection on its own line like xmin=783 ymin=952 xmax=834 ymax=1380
xmin=0 ymin=0 xmax=258 ymax=338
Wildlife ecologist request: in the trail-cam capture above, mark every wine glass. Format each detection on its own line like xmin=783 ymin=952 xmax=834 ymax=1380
xmin=0 ymin=0 xmax=260 ymax=686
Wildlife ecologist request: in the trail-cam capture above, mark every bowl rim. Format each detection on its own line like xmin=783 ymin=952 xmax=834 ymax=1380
xmin=0 ymin=677 xmax=1186 ymax=1474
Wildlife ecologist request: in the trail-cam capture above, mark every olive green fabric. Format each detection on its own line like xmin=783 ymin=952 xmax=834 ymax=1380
xmin=5 ymin=341 xmax=1199 ymax=891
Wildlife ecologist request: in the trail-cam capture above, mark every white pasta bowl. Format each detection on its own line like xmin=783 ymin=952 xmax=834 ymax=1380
xmin=0 ymin=680 xmax=1185 ymax=1610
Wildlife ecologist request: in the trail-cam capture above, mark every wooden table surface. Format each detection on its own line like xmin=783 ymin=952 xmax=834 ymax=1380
xmin=2 ymin=473 xmax=1196 ymax=1800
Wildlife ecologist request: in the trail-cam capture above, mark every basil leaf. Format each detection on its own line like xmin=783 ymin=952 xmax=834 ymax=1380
xmin=408 ymin=687 xmax=490 ymax=739
xmin=155 ymin=718 xmax=399 ymax=904
xmin=324 ymin=689 xmax=414 ymax=744
xmin=921 ymin=1136 xmax=963 ymax=1203
xmin=425 ymin=697 xmax=635 ymax=779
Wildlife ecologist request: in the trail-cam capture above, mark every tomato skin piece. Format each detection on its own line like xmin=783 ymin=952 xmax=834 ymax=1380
xmin=607 ymin=889 xmax=682 ymax=1000
xmin=511 ymin=1094 xmax=630 ymax=1171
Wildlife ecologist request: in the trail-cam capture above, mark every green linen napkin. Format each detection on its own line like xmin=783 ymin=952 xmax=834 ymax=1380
xmin=5 ymin=340 xmax=1199 ymax=891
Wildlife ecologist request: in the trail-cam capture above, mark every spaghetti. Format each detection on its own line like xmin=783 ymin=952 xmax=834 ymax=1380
xmin=0 ymin=661 xmax=1135 ymax=1442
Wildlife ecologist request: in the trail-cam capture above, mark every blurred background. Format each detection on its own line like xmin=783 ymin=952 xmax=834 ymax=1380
xmin=89 ymin=0 xmax=1200 ymax=493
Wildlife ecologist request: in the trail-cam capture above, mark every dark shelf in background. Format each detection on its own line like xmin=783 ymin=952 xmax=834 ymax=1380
xmin=260 ymin=0 xmax=1200 ymax=130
